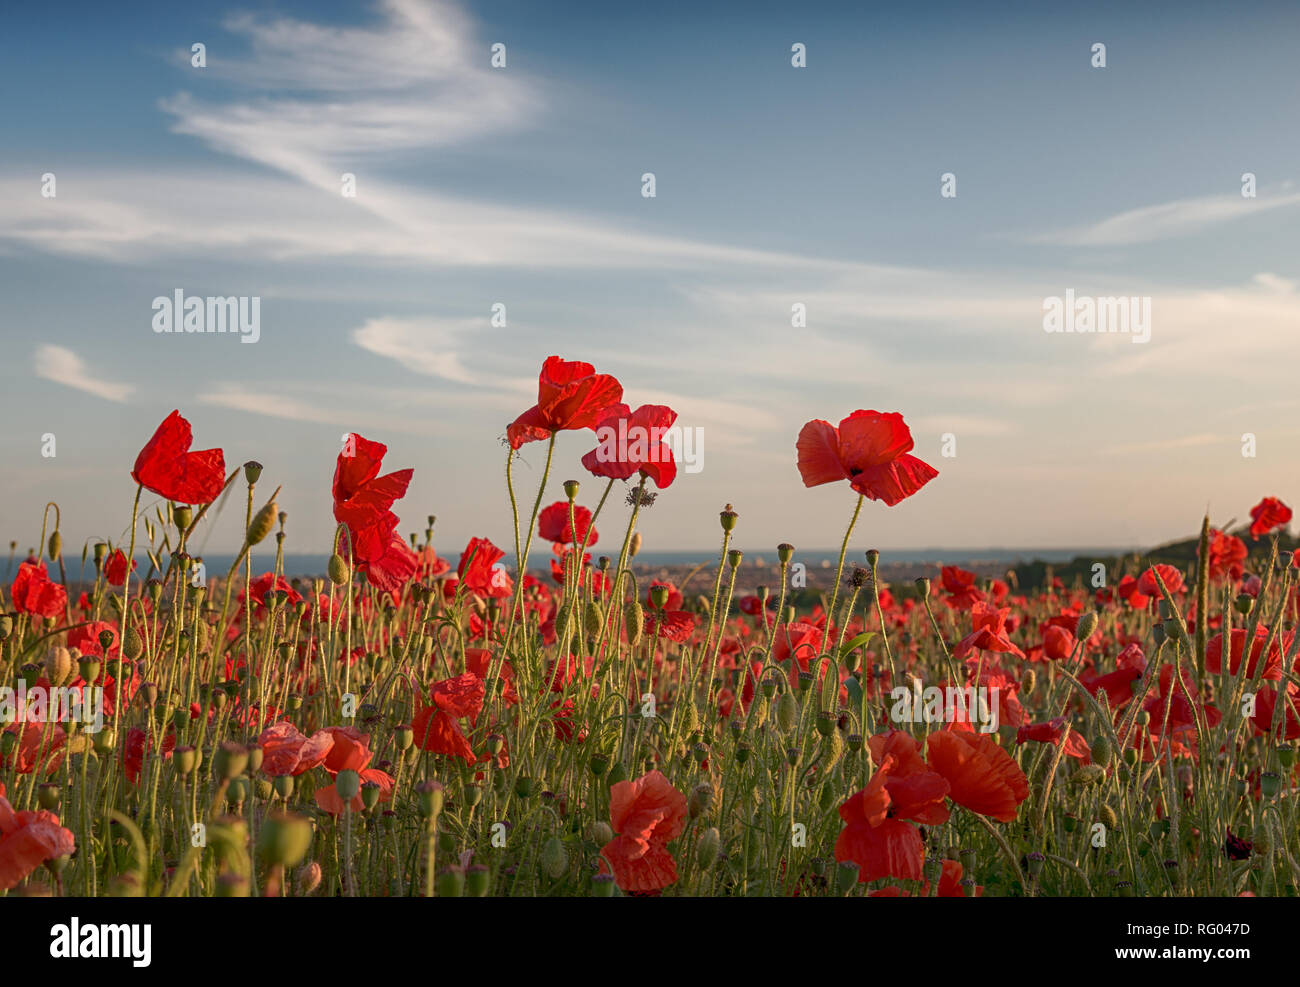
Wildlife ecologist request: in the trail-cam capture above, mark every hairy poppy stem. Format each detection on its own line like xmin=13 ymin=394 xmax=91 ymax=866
xmin=825 ymin=495 xmax=864 ymax=654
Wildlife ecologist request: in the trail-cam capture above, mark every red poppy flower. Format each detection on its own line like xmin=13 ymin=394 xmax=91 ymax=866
xmin=926 ymin=728 xmax=1029 ymax=822
xmin=412 ymin=672 xmax=486 ymax=764
xmin=241 ymin=572 xmax=303 ymax=610
xmin=645 ymin=608 xmax=696 ymax=643
xmin=507 ymin=356 xmax=624 ymax=450
xmin=10 ymin=561 xmax=67 ymax=619
xmin=131 ymin=410 xmax=226 ymax=505
xmin=104 ymin=549 xmax=136 ymax=587
xmin=332 ymin=434 xmax=417 ymax=594
xmin=1249 ymin=496 xmax=1292 ymax=540
xmin=1 ymin=721 xmax=67 ymax=776
xmin=796 ymin=410 xmax=938 ymax=506
xmin=600 ymin=770 xmax=687 ymax=892
xmin=313 ymin=727 xmax=394 ymax=815
xmin=0 ymin=795 xmax=76 ymax=891
xmin=834 ymin=755 xmax=941 ymax=883
xmin=1202 ymin=529 xmax=1247 ymax=582
xmin=68 ymin=620 xmax=119 ymax=658
xmin=581 ymin=404 xmax=678 ymax=489
xmin=940 ymin=566 xmax=983 ymax=610
xmin=1015 ymin=717 xmax=1091 ymax=761
xmin=1117 ymin=574 xmax=1149 ymax=609
xmin=1137 ymin=564 xmax=1186 ymax=597
xmin=538 ymin=502 xmax=598 ymax=546
xmin=952 ymin=602 xmax=1025 ymax=660
xmin=456 ymin=537 xmax=513 ymax=599
xmin=1206 ymin=627 xmax=1293 ymax=682
xmin=1041 ymin=624 xmax=1076 ymax=661
xmin=122 ymin=726 xmax=177 ymax=785
xmin=1252 ymin=683 xmax=1300 ymax=740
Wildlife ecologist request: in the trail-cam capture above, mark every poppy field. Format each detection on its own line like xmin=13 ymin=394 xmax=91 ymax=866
xmin=2 ymin=354 xmax=1297 ymax=900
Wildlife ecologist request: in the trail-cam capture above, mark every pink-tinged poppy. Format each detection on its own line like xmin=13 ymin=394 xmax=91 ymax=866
xmin=600 ymin=770 xmax=687 ymax=892
xmin=257 ymin=721 xmax=335 ymax=776
xmin=507 ymin=356 xmax=624 ymax=450
xmin=1249 ymin=496 xmax=1292 ymax=540
xmin=796 ymin=410 xmax=938 ymax=506
xmin=581 ymin=404 xmax=678 ymax=489
xmin=311 ymin=727 xmax=394 ymax=815
xmin=131 ymin=410 xmax=226 ymax=505
xmin=104 ymin=549 xmax=136 ymax=587
xmin=10 ymin=561 xmax=67 ymax=619
xmin=0 ymin=795 xmax=76 ymax=891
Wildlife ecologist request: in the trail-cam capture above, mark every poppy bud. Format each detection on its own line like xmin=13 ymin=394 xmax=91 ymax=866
xmin=1098 ymin=803 xmax=1119 ymax=829
xmin=270 ymin=773 xmax=293 ymax=800
xmin=776 ymin=691 xmax=799 ymax=733
xmin=587 ymin=821 xmax=614 ymax=844
xmin=606 ymin=762 xmax=627 ymax=786
xmin=719 ymin=505 xmax=739 ymax=531
xmin=584 ymin=601 xmax=602 ymax=637
xmin=1080 ymin=735 xmax=1110 ymax=773
xmin=287 ymin=861 xmax=320 ymax=896
xmin=122 ymin=626 xmax=143 ymax=660
xmin=327 ymin=553 xmax=349 ymax=586
xmin=48 ymin=530 xmax=62 ymax=561
xmin=1234 ymin=594 xmax=1254 ymax=615
xmin=1072 ymin=764 xmax=1105 ymax=787
xmin=735 ymin=741 xmax=752 ymax=764
xmin=697 ymin=827 xmax=721 ymax=869
xmin=591 ymin=874 xmax=616 ymax=897
xmin=93 ymin=542 xmax=108 ymax=564
xmin=44 ymin=646 xmax=72 ymax=687
xmin=624 ymin=602 xmax=644 ymax=648
xmin=784 ymin=746 xmax=800 ymax=766
xmin=245 ymin=491 xmax=279 ymax=546
xmin=539 ymin=837 xmax=568 ymax=879
xmin=37 ymin=783 xmax=60 ymax=811
xmin=1076 ymin=610 xmax=1099 ymax=641
xmin=629 ymin=532 xmax=642 ymax=557
xmin=777 ymin=543 xmax=795 ymax=564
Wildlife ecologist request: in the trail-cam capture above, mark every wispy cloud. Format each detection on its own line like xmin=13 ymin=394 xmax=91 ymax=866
xmin=33 ymin=345 xmax=133 ymax=402
xmin=1026 ymin=186 xmax=1300 ymax=246
xmin=351 ymin=317 xmax=486 ymax=384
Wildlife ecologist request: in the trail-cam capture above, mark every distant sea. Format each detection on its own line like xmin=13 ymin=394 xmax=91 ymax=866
xmin=72 ymin=546 xmax=1137 ymax=580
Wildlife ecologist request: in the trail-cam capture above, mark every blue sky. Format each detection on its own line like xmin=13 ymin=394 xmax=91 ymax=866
xmin=2 ymin=0 xmax=1298 ymax=562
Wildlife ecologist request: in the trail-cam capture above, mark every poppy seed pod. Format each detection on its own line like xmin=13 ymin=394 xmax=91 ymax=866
xmin=335 ymin=769 xmax=361 ymax=803
xmin=258 ymin=811 xmax=314 ymax=868
xmin=214 ymin=742 xmax=249 ymax=780
xmin=416 ymin=779 xmax=445 ymax=818
xmin=591 ymin=874 xmax=616 ymax=897
xmin=719 ymin=504 xmax=739 ymax=531
xmin=563 ymin=479 xmax=580 ymax=501
xmin=272 ymin=774 xmax=294 ymax=800
xmin=435 ymin=867 xmax=465 ymax=897
xmin=243 ymin=461 xmax=263 ymax=485
xmin=44 ymin=646 xmax=73 ymax=687
xmin=834 ymin=860 xmax=860 ymax=895
xmin=777 ymin=543 xmax=795 ymax=564
xmin=465 ymin=864 xmax=491 ymax=897
xmin=37 ymin=783 xmax=60 ymax=811
xmin=914 ymin=577 xmax=931 ymax=598
xmin=728 ymin=549 xmax=743 ymax=569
